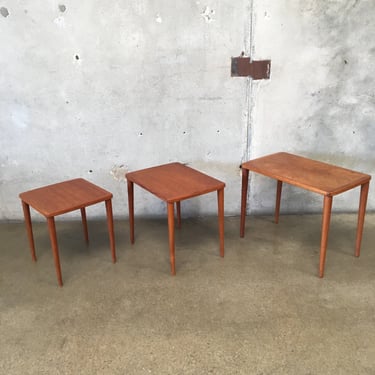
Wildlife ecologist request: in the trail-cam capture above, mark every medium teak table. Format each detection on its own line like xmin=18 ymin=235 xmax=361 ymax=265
xmin=19 ymin=178 xmax=116 ymax=286
xmin=240 ymin=152 xmax=371 ymax=277
xmin=126 ymin=162 xmax=225 ymax=275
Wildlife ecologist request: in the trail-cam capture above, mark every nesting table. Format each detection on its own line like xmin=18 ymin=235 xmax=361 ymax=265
xmin=126 ymin=162 xmax=225 ymax=274
xmin=19 ymin=178 xmax=116 ymax=286
xmin=240 ymin=152 xmax=371 ymax=277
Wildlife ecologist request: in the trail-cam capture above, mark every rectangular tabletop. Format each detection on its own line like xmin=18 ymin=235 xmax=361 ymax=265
xmin=241 ymin=152 xmax=371 ymax=196
xmin=126 ymin=162 xmax=225 ymax=203
xmin=19 ymin=178 xmax=113 ymax=217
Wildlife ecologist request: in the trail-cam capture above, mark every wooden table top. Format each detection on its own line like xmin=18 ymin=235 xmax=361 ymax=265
xmin=19 ymin=178 xmax=113 ymax=217
xmin=241 ymin=152 xmax=371 ymax=196
xmin=126 ymin=162 xmax=225 ymax=202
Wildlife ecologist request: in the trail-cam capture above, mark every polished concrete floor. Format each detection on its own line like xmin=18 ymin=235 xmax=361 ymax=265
xmin=1 ymin=214 xmax=374 ymax=374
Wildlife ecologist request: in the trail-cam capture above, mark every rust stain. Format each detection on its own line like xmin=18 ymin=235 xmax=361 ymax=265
xmin=231 ymin=56 xmax=271 ymax=80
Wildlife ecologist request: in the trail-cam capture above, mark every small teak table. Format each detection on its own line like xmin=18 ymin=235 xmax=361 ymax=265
xmin=240 ymin=152 xmax=371 ymax=277
xmin=19 ymin=178 xmax=116 ymax=286
xmin=126 ymin=162 xmax=225 ymax=275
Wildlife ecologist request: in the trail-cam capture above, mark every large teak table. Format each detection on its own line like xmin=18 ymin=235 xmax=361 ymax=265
xmin=19 ymin=178 xmax=116 ymax=286
xmin=240 ymin=152 xmax=371 ymax=277
xmin=126 ymin=162 xmax=225 ymax=275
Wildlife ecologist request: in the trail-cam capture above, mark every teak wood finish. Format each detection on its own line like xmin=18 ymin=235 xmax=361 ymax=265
xmin=19 ymin=178 xmax=116 ymax=286
xmin=126 ymin=162 xmax=225 ymax=275
xmin=240 ymin=152 xmax=371 ymax=278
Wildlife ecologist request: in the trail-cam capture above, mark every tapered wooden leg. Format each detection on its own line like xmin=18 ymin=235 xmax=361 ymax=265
xmin=240 ymin=168 xmax=249 ymax=238
xmin=355 ymin=182 xmax=370 ymax=257
xmin=275 ymin=180 xmax=283 ymax=224
xmin=217 ymin=188 xmax=225 ymax=257
xmin=105 ymin=199 xmax=116 ymax=263
xmin=21 ymin=201 xmax=37 ymax=262
xmin=319 ymin=195 xmax=333 ymax=278
xmin=47 ymin=217 xmax=63 ymax=287
xmin=127 ymin=180 xmax=135 ymax=244
xmin=176 ymin=201 xmax=181 ymax=229
xmin=167 ymin=202 xmax=176 ymax=275
xmin=80 ymin=207 xmax=89 ymax=244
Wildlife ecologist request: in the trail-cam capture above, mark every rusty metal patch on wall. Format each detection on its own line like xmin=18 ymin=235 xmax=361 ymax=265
xmin=231 ymin=54 xmax=271 ymax=80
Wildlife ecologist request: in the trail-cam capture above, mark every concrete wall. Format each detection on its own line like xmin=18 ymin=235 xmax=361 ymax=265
xmin=249 ymin=0 xmax=375 ymax=214
xmin=0 ymin=0 xmax=373 ymax=220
